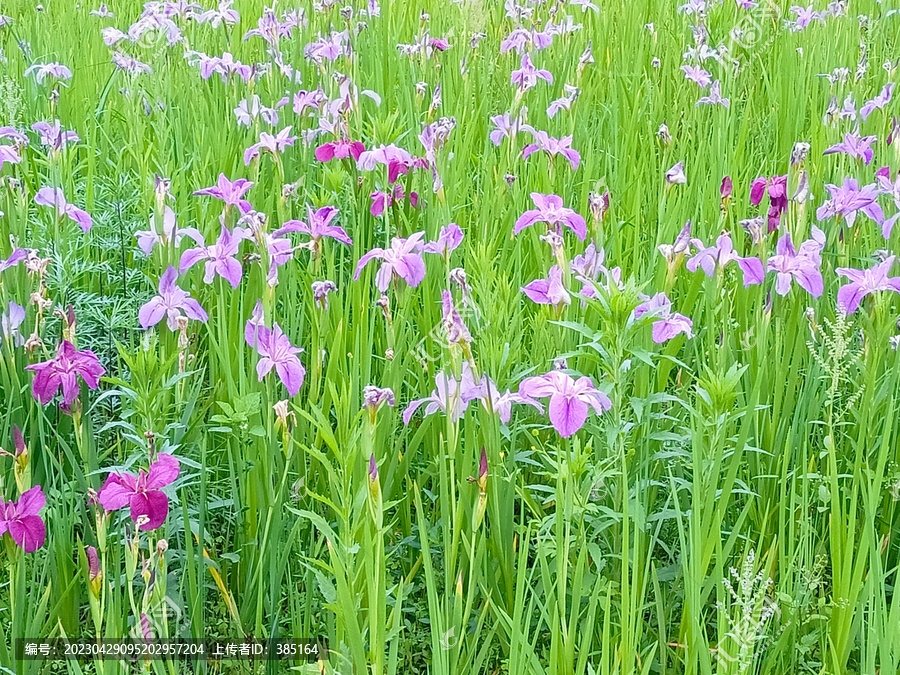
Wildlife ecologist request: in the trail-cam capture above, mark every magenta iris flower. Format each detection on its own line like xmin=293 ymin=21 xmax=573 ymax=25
xmin=514 ymin=193 xmax=586 ymax=240
xmin=98 ymin=454 xmax=180 ymax=531
xmin=424 ymin=223 xmax=463 ymax=257
xmin=369 ymin=185 xmax=419 ymax=216
xmin=179 ymin=225 xmax=249 ymax=288
xmin=522 ymin=130 xmax=580 ymax=170
xmin=135 ymin=207 xmax=203 ymax=256
xmin=522 ymin=265 xmax=571 ymax=308
xmin=835 ymin=255 xmax=900 ymax=314
xmin=766 ymin=228 xmax=825 ymax=297
xmin=315 ymin=138 xmax=365 ymax=162
xmin=687 ymin=232 xmax=764 ymax=287
xmin=193 ymin=174 xmax=253 ymax=212
xmin=34 ymin=187 xmax=92 ymax=232
xmin=823 ymin=132 xmax=877 ymax=165
xmin=518 ymin=370 xmax=611 ymax=438
xmin=0 ymin=144 xmax=21 ymax=170
xmin=279 ymin=205 xmax=352 ymax=249
xmin=354 ymin=232 xmax=427 ymax=291
xmin=750 ymin=175 xmax=788 ymax=232
xmin=0 ymin=485 xmax=46 ymax=552
xmin=244 ymin=126 xmax=297 ymax=165
xmin=861 ymin=84 xmax=894 ymax=122
xmin=511 ymin=54 xmax=553 ymax=92
xmin=32 ymin=121 xmax=79 ymax=150
xmin=402 ymin=364 xmax=483 ymax=424
xmin=815 ymin=178 xmax=883 ymax=228
xmin=24 ymin=62 xmax=72 ymax=83
xmin=138 ymin=266 xmax=209 ymax=330
xmin=633 ymin=293 xmax=694 ymax=343
xmin=25 ymin=340 xmax=106 ymax=407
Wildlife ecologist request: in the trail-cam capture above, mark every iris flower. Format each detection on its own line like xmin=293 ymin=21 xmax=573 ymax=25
xmin=518 ymin=370 xmax=611 ymax=438
xmin=179 ymin=225 xmax=249 ymax=288
xmin=98 ymin=454 xmax=180 ymax=531
xmin=835 ymin=255 xmax=900 ymax=314
xmin=687 ymin=232 xmax=764 ymax=286
xmin=522 ymin=131 xmax=580 ymax=170
xmin=514 ymin=193 xmax=586 ymax=240
xmin=192 ymin=174 xmax=253 ymax=212
xmin=0 ymin=486 xmax=46 ymax=552
xmin=25 ymin=340 xmax=106 ymax=407
xmin=815 ymin=178 xmax=883 ymax=227
xmin=823 ymin=132 xmax=877 ymax=165
xmin=522 ymin=265 xmax=571 ymax=307
xmin=138 ymin=267 xmax=209 ymax=330
xmin=633 ymin=293 xmax=694 ymax=343
xmin=243 ymin=126 xmax=297 ymax=165
xmin=354 ymin=233 xmax=428 ymax=291
xmin=35 ymin=187 xmax=92 ymax=232
xmin=766 ymin=228 xmax=825 ymax=297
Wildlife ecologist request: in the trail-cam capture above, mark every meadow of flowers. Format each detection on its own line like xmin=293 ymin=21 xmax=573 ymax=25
xmin=1 ymin=0 xmax=900 ymax=672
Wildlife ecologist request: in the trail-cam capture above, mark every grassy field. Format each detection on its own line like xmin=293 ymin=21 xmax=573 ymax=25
xmin=1 ymin=0 xmax=900 ymax=673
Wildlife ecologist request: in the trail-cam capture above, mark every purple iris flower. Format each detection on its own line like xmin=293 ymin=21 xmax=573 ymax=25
xmin=234 ymin=95 xmax=279 ymax=128
xmin=665 ymin=161 xmax=687 ymax=185
xmin=179 ymin=225 xmax=249 ymax=288
xmin=32 ymin=121 xmax=79 ymax=151
xmin=510 ymin=54 xmax=553 ymax=92
xmin=441 ymin=290 xmax=472 ymax=345
xmin=0 ymin=144 xmax=21 ymax=170
xmin=25 ymin=340 xmax=106 ymax=407
xmin=687 ymin=232 xmax=765 ymax=287
xmin=522 ymin=131 xmax=581 ymax=170
xmin=522 ymin=265 xmax=571 ymax=308
xmin=312 ymin=280 xmax=338 ymax=309
xmin=766 ymin=227 xmax=826 ymax=297
xmin=633 ymin=293 xmax=694 ymax=343
xmin=0 ymin=126 xmax=28 ymax=144
xmin=24 ymin=63 xmax=73 ymax=84
xmin=750 ymin=174 xmax=788 ymax=232
xmin=192 ymin=174 xmax=253 ymax=212
xmin=658 ymin=221 xmax=693 ymax=268
xmin=111 ymin=52 xmax=153 ymax=75
xmin=248 ymin=321 xmax=306 ymax=396
xmin=680 ymin=65 xmax=712 ymax=88
xmin=478 ymin=375 xmax=543 ymax=424
xmin=98 ymin=454 xmax=180 ymax=531
xmin=279 ymin=206 xmax=352 ymax=257
xmin=243 ymin=127 xmax=297 ymax=165
xmin=354 ymin=232 xmax=428 ymax=291
xmin=195 ymin=0 xmax=239 ymax=27
xmin=402 ymin=364 xmax=483 ymax=424
xmin=362 ymin=385 xmax=395 ymax=412
xmin=835 ymin=255 xmax=900 ymax=314
xmin=876 ymin=168 xmax=900 ymax=237
xmin=0 ymin=486 xmax=46 ymax=552
xmin=138 ymin=266 xmax=209 ymax=330
xmin=518 ymin=370 xmax=612 ymax=438
xmin=135 ymin=207 xmax=204 ymax=256
xmin=0 ymin=248 xmax=27 ymax=273
xmin=860 ymin=83 xmax=894 ymax=122
xmin=788 ymin=4 xmax=825 ymax=30
xmin=34 ymin=187 xmax=92 ymax=232
xmin=572 ymin=241 xmax=622 ymax=297
xmin=294 ymin=88 xmax=327 ymax=114
xmin=696 ymin=80 xmax=730 ymax=108
xmin=197 ymin=52 xmax=252 ymax=82
xmin=315 ymin=139 xmax=365 ymax=162
xmin=424 ymin=223 xmax=464 ymax=257
xmin=815 ymin=178 xmax=883 ymax=227
xmin=1 ymin=301 xmax=26 ymax=347
xmin=489 ymin=111 xmax=534 ymax=147
xmin=514 ymin=193 xmax=586 ymax=240
xmin=547 ymin=84 xmax=580 ymax=118
xmin=241 ymin=212 xmax=299 ymax=287
xmin=369 ymin=185 xmax=419 ymax=216
xmin=823 ymin=132 xmax=877 ymax=165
